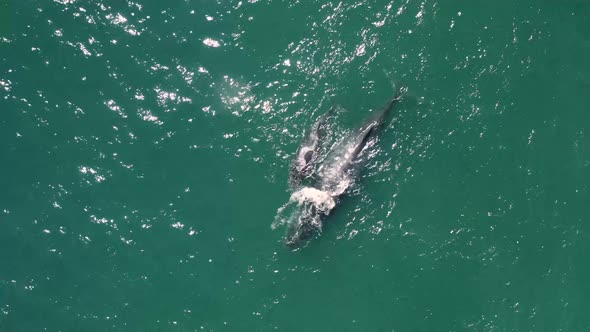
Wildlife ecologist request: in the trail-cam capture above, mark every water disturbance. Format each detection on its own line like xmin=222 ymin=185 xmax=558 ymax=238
xmin=1 ymin=0 xmax=590 ymax=331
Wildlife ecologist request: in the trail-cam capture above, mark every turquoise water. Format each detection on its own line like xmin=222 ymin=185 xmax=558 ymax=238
xmin=2 ymin=0 xmax=590 ymax=330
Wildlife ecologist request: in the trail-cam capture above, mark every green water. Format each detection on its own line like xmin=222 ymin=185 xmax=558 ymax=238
xmin=2 ymin=0 xmax=590 ymax=331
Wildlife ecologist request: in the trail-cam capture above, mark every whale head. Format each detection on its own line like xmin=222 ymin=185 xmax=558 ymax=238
xmin=284 ymin=204 xmax=322 ymax=248
xmin=281 ymin=187 xmax=335 ymax=247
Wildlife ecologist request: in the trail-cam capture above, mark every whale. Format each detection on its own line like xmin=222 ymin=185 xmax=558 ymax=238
xmin=278 ymin=87 xmax=407 ymax=247
xmin=289 ymin=106 xmax=340 ymax=187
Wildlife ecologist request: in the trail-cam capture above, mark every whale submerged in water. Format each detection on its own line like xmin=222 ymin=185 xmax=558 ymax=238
xmin=288 ymin=105 xmax=341 ymax=188
xmin=274 ymin=87 xmax=406 ymax=247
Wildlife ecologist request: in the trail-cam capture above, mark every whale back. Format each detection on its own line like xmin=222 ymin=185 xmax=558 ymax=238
xmin=289 ymin=106 xmax=339 ymax=186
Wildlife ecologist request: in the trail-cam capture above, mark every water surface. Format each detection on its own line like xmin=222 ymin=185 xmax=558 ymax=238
xmin=1 ymin=0 xmax=590 ymax=330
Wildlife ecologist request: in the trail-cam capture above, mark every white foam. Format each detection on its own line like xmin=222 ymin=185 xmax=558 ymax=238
xmin=289 ymin=187 xmax=336 ymax=214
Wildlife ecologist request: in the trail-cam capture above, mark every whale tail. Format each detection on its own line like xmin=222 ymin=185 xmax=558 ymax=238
xmin=366 ymin=85 xmax=407 ymax=134
xmin=341 ymin=86 xmax=407 ymax=174
xmin=394 ymin=85 xmax=408 ymax=101
xmin=381 ymin=85 xmax=408 ymax=119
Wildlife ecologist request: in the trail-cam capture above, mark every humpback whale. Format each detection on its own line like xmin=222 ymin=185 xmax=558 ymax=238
xmin=275 ymin=87 xmax=407 ymax=247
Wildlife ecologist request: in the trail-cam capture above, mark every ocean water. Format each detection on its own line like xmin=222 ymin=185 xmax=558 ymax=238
xmin=1 ymin=0 xmax=590 ymax=331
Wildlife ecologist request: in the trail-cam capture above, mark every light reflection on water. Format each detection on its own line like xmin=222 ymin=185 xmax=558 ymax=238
xmin=2 ymin=0 xmax=586 ymax=330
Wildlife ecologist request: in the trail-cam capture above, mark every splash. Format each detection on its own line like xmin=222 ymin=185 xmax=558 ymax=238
xmin=290 ymin=187 xmax=336 ymax=213
xmin=272 ymin=187 xmax=335 ymax=230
